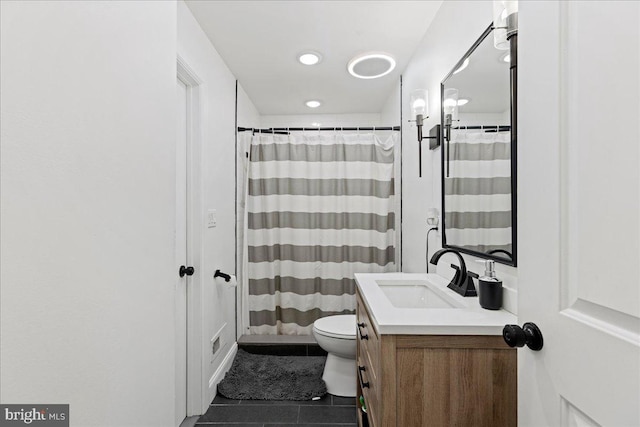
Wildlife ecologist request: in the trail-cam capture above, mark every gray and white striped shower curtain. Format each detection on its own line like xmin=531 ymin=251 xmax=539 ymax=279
xmin=445 ymin=130 xmax=512 ymax=254
xmin=244 ymin=132 xmax=398 ymax=335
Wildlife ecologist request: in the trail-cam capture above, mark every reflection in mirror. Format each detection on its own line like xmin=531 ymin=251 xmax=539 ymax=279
xmin=441 ymin=24 xmax=516 ymax=266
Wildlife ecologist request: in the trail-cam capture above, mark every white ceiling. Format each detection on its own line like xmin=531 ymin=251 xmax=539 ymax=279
xmin=185 ymin=1 xmax=443 ymax=116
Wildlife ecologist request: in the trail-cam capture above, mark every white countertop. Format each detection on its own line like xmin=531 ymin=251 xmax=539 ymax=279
xmin=354 ymin=272 xmax=517 ymax=335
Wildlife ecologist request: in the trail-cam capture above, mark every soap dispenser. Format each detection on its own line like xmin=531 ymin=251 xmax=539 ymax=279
xmin=476 ymin=260 xmax=502 ymax=310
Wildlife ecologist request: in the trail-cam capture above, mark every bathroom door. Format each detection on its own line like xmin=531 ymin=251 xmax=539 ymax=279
xmin=175 ymin=77 xmax=189 ymax=426
xmin=517 ymin=2 xmax=639 ymax=426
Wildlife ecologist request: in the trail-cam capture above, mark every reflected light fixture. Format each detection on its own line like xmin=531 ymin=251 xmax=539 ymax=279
xmin=409 ymin=89 xmax=440 ymax=177
xmin=457 ymin=98 xmax=469 ymax=106
xmin=443 ymin=88 xmax=459 ymax=143
xmin=453 ymin=58 xmax=470 ymax=74
xmin=305 ymin=100 xmax=321 ymax=108
xmin=298 ymin=51 xmax=322 ymax=65
xmin=493 ymin=0 xmax=519 ymax=50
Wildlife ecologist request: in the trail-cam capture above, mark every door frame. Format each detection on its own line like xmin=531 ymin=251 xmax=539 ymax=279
xmin=177 ymin=55 xmax=205 ymax=417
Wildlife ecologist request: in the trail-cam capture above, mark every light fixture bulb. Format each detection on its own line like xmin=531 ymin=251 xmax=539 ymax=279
xmin=305 ymin=100 xmax=321 ymax=108
xmin=443 ymin=98 xmax=457 ymax=108
xmin=298 ymin=52 xmax=321 ymax=65
xmin=410 ymin=89 xmax=429 ymax=118
xmin=457 ymin=99 xmax=469 ymax=106
xmin=443 ymin=88 xmax=459 ymax=120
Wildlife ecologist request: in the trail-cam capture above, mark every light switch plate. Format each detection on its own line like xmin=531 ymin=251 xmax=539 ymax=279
xmin=207 ymin=209 xmax=217 ymax=228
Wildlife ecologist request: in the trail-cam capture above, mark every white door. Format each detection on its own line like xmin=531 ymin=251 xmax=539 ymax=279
xmin=175 ymin=77 xmax=188 ymax=426
xmin=518 ymin=2 xmax=640 ymax=426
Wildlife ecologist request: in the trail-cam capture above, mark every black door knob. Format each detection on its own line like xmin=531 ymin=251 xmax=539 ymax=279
xmin=503 ymin=322 xmax=543 ymax=351
xmin=179 ymin=265 xmax=195 ymax=277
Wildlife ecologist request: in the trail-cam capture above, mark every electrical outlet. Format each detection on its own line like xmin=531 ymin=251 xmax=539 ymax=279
xmin=207 ymin=209 xmax=217 ymax=228
xmin=211 ymin=336 xmax=221 ymax=360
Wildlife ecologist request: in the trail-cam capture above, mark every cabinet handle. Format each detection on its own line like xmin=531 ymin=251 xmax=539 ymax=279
xmin=357 ymin=323 xmax=369 ymax=340
xmin=358 ymin=365 xmax=370 ymax=389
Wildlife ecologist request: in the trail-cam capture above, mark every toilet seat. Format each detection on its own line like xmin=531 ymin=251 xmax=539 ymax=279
xmin=313 ymin=314 xmax=356 ymax=340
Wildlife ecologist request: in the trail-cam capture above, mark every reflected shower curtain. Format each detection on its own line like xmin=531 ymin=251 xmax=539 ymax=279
xmin=445 ymin=130 xmax=512 ymax=253
xmin=245 ymin=132 xmax=397 ymax=335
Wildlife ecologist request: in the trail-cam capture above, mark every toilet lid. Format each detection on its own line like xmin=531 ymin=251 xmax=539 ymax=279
xmin=313 ymin=315 xmax=356 ymax=339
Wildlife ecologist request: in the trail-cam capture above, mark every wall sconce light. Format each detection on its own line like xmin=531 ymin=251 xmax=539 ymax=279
xmin=410 ymin=89 xmax=440 ymax=177
xmin=493 ymin=0 xmax=519 ymax=50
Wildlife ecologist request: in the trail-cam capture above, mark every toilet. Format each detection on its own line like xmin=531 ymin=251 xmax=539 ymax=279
xmin=312 ymin=314 xmax=357 ymax=397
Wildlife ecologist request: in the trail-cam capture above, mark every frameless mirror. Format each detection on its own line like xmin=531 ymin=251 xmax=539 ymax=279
xmin=440 ymin=24 xmax=516 ymax=266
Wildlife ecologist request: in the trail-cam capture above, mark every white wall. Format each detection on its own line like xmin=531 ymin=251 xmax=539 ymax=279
xmin=260 ymin=113 xmax=381 ymax=128
xmin=178 ymin=1 xmax=257 ymax=410
xmin=0 ymin=1 xmax=177 ymax=426
xmin=238 ymin=84 xmax=261 ymax=129
xmin=381 ymin=0 xmax=517 ymax=313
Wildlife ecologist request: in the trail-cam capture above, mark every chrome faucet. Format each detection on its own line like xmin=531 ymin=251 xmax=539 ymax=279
xmin=429 ymin=249 xmax=478 ymax=297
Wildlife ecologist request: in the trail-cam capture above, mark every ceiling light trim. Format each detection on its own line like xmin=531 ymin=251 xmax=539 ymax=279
xmin=347 ymin=52 xmax=396 ymax=79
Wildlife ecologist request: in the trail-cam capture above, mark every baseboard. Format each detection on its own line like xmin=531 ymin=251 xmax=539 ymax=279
xmin=207 ymin=342 xmax=238 ymax=404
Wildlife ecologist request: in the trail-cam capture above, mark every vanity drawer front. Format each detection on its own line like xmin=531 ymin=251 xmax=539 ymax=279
xmin=356 ymin=291 xmax=381 ymax=427
xmin=356 ymin=293 xmax=380 ymax=380
xmin=358 ymin=354 xmax=379 ymax=427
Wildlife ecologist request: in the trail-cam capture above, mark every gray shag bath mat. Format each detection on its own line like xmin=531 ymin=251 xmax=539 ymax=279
xmin=217 ymin=350 xmax=327 ymax=400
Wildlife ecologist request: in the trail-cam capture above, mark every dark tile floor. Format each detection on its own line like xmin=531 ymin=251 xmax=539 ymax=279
xmin=195 ymin=394 xmax=357 ymax=426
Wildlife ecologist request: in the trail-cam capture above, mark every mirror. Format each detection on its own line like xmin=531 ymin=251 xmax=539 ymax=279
xmin=440 ymin=24 xmax=516 ymax=266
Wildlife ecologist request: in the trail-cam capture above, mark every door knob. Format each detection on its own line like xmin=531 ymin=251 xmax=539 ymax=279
xmin=503 ymin=322 xmax=543 ymax=351
xmin=179 ymin=265 xmax=195 ymax=277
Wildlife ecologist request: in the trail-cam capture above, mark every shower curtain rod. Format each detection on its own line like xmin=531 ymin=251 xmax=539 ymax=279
xmin=237 ymin=126 xmax=400 ymax=133
xmin=454 ymin=125 xmax=511 ymax=131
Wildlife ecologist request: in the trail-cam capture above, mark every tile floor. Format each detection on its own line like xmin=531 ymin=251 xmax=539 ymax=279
xmin=194 ymin=394 xmax=357 ymax=426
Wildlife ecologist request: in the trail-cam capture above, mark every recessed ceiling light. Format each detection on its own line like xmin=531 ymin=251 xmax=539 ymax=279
xmin=305 ymin=100 xmax=322 ymax=108
xmin=311 ymin=122 xmax=322 ymax=127
xmin=457 ymin=98 xmax=469 ymax=106
xmin=501 ymin=53 xmax=511 ymax=63
xmin=453 ymin=58 xmax=469 ymax=74
xmin=347 ymin=52 xmax=396 ymax=79
xmin=298 ymin=51 xmax=322 ymax=65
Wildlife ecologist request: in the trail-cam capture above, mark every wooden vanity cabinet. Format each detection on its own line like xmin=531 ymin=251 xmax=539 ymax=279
xmin=356 ymin=290 xmax=517 ymax=427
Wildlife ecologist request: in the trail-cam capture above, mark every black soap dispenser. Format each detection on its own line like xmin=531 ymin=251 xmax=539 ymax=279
xmin=476 ymin=260 xmax=502 ymax=310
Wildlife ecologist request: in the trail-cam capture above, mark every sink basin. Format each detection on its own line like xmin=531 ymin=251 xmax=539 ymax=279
xmin=377 ymin=280 xmax=463 ymax=309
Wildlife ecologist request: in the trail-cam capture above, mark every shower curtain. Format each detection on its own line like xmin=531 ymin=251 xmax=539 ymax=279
xmin=445 ymin=130 xmax=512 ymax=254
xmin=242 ymin=131 xmax=398 ymax=335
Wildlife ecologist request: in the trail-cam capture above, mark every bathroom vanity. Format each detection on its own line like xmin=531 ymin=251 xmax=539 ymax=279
xmin=355 ymin=273 xmax=517 ymax=427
